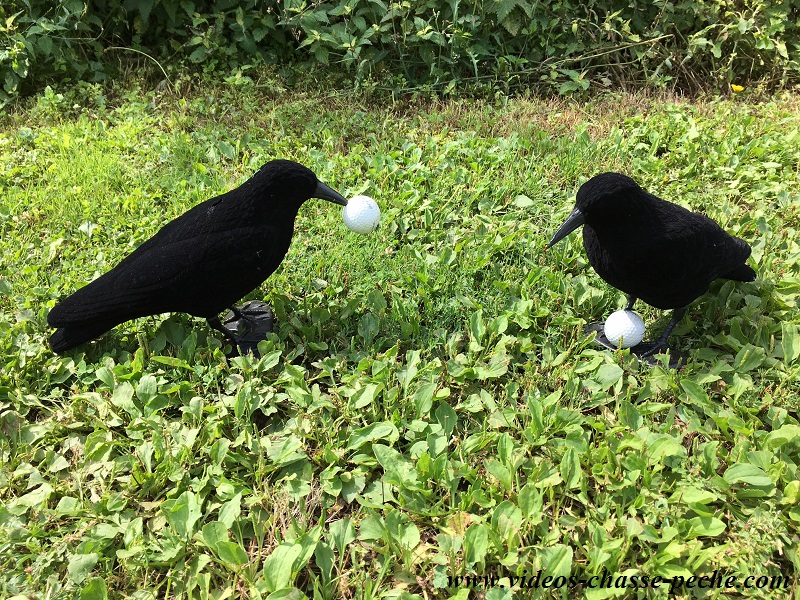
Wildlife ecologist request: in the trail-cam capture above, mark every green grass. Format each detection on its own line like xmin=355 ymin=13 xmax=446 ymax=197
xmin=1 ymin=82 xmax=800 ymax=599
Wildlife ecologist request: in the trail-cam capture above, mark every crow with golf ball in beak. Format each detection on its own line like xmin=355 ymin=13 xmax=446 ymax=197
xmin=546 ymin=172 xmax=756 ymax=360
xmin=48 ymin=160 xmax=348 ymax=356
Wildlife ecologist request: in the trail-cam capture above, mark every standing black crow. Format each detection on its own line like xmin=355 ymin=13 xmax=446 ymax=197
xmin=48 ymin=159 xmax=347 ymax=354
xmin=546 ymin=172 xmax=756 ymax=358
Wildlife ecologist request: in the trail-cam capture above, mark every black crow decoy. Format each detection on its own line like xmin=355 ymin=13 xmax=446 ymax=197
xmin=547 ymin=172 xmax=756 ymax=358
xmin=48 ymin=159 xmax=347 ymax=354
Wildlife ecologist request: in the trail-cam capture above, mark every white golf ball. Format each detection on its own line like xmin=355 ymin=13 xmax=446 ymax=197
xmin=604 ymin=310 xmax=646 ymax=348
xmin=343 ymin=195 xmax=380 ymax=234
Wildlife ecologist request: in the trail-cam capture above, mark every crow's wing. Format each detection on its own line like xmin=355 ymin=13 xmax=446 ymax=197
xmin=585 ymin=200 xmax=752 ymax=309
xmin=133 ymin=191 xmax=241 ymax=246
xmin=633 ymin=210 xmax=751 ymax=307
xmin=48 ymin=224 xmax=288 ymax=325
xmin=659 ymin=209 xmax=750 ymax=273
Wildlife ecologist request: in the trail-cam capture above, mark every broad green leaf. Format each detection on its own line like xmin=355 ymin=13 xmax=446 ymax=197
xmin=497 ymin=432 xmax=514 ymax=466
xmin=447 ymin=359 xmax=476 ymax=381
xmin=386 ymin=509 xmax=420 ymax=550
xmin=518 ymin=483 xmax=543 ymax=521
xmin=95 ymin=366 xmax=115 ymax=388
xmin=413 ymin=382 xmax=436 ymax=416
xmin=292 ymin=526 xmax=321 ymax=573
xmin=80 ymin=577 xmax=108 ymax=600
xmin=68 ymin=553 xmax=99 ymax=584
xmin=263 ymin=543 xmax=303 ymax=592
xmin=135 ymin=374 xmax=157 ymax=403
xmin=783 ymin=481 xmax=800 ymax=504
xmin=781 ymin=323 xmax=800 ymax=364
xmin=485 ymin=459 xmax=512 ymax=491
xmin=219 ymin=493 xmax=242 ymax=528
xmin=55 ymin=496 xmax=81 ymax=514
xmin=539 ymin=544 xmax=572 ymax=577
xmin=560 ymin=447 xmax=582 ymax=489
xmin=435 ymin=401 xmax=457 ymax=437
xmin=723 ymin=463 xmax=773 ymax=487
xmin=218 ymin=140 xmax=236 ymax=159
xmin=264 ymin=588 xmax=307 ymax=599
xmin=328 ymin=518 xmax=356 ymax=555
xmin=733 ymin=344 xmax=766 ymax=372
xmin=315 ymin=542 xmax=334 ymax=584
xmin=575 ymin=355 xmax=603 ymax=373
xmin=92 ymin=523 xmax=118 ymax=539
xmin=647 ymin=435 xmax=686 ymax=464
xmin=680 ymin=379 xmax=708 ymax=405
xmin=670 ymin=486 xmax=717 ymax=505
xmin=491 ymin=501 xmax=523 ymax=542
xmin=267 ymin=435 xmax=306 ymax=466
xmin=373 ymin=444 xmax=420 ymax=489
xmin=357 ymin=312 xmax=380 ymax=345
xmin=533 ymin=461 xmax=563 ymax=488
xmin=259 ymin=349 xmax=283 ymax=370
xmin=474 ymin=345 xmax=509 ymax=379
xmin=486 ymin=588 xmax=514 ymax=600
xmin=162 ymin=490 xmax=202 ymax=540
xmin=397 ymin=349 xmax=421 ymax=390
xmin=14 ymin=483 xmax=53 ymax=508
xmin=514 ymin=195 xmax=534 ymax=207
xmin=216 ymin=541 xmax=249 ymax=566
xmin=210 ymin=438 xmax=231 ymax=466
xmin=351 ymin=383 xmax=382 ymax=409
xmin=764 ymin=425 xmax=800 ymax=449
xmin=729 ymin=372 xmax=752 ymax=400
xmin=489 ymin=314 xmax=508 ymax=335
xmin=469 ymin=309 xmax=485 ymax=343
xmin=346 ymin=422 xmax=399 ymax=451
xmin=201 ymin=521 xmax=228 ymax=547
xmin=595 ymin=364 xmax=623 ymax=388
xmin=110 ymin=382 xmax=141 ymax=417
xmin=687 ymin=516 xmax=725 ymax=538
xmin=619 ymin=401 xmax=642 ymax=429
xmin=357 ymin=512 xmax=386 ymax=542
xmin=150 ymin=355 xmax=192 ymax=369
xmin=654 ymin=563 xmax=692 ymax=579
xmin=464 ymin=523 xmax=488 ymax=567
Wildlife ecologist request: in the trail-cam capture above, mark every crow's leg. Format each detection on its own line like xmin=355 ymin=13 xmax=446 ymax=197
xmin=635 ymin=307 xmax=687 ymax=358
xmin=207 ymin=314 xmax=240 ymax=356
xmin=625 ymin=295 xmax=637 ymax=311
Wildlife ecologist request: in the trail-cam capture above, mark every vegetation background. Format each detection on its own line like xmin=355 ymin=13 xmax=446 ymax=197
xmin=2 ymin=1 xmax=800 ymax=599
xmin=2 ymin=0 xmax=800 ymax=104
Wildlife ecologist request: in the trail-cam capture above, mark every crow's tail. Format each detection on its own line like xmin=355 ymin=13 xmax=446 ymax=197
xmin=49 ymin=320 xmax=119 ymax=353
xmin=723 ymin=263 xmax=756 ymax=282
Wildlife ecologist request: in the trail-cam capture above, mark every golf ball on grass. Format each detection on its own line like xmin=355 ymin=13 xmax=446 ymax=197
xmin=604 ymin=310 xmax=646 ymax=348
xmin=343 ymin=195 xmax=380 ymax=234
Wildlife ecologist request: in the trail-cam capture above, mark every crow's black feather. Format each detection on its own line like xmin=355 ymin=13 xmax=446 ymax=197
xmin=48 ymin=159 xmax=347 ymax=352
xmin=548 ymin=172 xmax=756 ymax=356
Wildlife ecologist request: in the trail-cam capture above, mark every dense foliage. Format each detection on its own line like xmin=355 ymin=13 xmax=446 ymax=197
xmin=2 ymin=0 xmax=800 ymax=104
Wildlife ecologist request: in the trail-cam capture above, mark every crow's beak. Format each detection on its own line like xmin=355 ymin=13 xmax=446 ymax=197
xmin=314 ymin=181 xmax=348 ymax=206
xmin=546 ymin=208 xmax=585 ymax=248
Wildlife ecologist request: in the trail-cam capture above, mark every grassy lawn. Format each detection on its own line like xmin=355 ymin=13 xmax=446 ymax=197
xmin=1 ymin=82 xmax=799 ymax=599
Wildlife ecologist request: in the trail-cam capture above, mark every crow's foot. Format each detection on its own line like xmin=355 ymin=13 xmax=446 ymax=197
xmin=222 ymin=300 xmax=275 ymax=357
xmin=585 ymin=322 xmax=683 ymax=369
